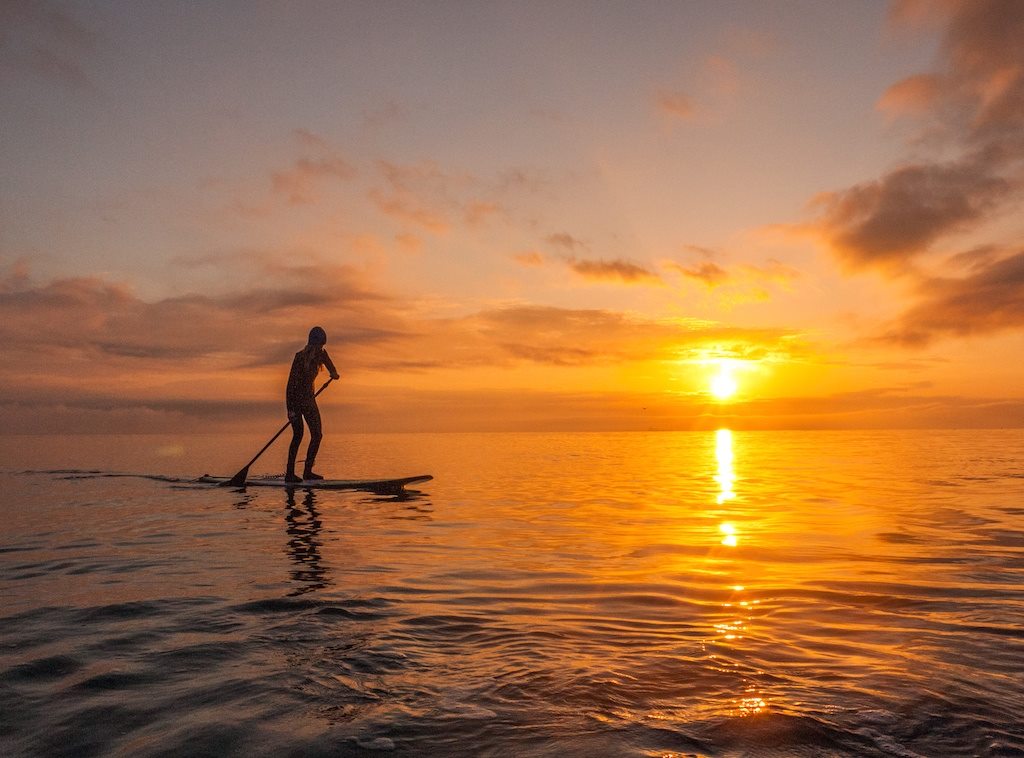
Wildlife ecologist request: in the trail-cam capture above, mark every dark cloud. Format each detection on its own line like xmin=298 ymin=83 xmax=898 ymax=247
xmin=944 ymin=244 xmax=1001 ymax=271
xmin=538 ymin=233 xmax=661 ymax=284
xmin=0 ymin=0 xmax=97 ymax=90
xmin=812 ymin=157 xmax=1011 ymax=268
xmin=813 ymin=0 xmax=1024 ymax=269
xmin=565 ymin=257 xmax=661 ymax=284
xmin=941 ymin=0 xmax=1024 ymax=148
xmin=884 ymin=250 xmax=1024 ymax=345
xmin=498 ymin=343 xmax=601 ymax=366
xmin=0 ymin=257 xmax=401 ymax=366
xmin=545 ymin=232 xmax=585 ymax=251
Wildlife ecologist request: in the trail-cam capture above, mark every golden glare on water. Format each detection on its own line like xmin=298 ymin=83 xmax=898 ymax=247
xmin=719 ymin=521 xmax=738 ymax=547
xmin=714 ymin=428 xmax=736 ymax=506
xmin=705 ymin=428 xmax=770 ymax=717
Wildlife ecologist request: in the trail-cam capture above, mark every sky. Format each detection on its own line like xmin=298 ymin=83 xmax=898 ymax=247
xmin=2 ymin=0 xmax=1023 ymax=433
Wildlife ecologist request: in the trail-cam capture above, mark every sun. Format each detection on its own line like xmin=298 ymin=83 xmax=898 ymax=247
xmin=710 ymin=361 xmax=739 ymax=400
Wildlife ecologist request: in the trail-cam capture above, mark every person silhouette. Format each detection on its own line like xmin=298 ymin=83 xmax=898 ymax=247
xmin=285 ymin=326 xmax=340 ymax=483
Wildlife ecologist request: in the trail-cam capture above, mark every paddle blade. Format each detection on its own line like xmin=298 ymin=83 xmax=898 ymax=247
xmin=223 ymin=467 xmax=249 ymax=487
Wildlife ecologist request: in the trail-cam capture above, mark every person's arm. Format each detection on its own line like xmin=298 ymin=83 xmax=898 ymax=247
xmin=321 ymin=349 xmax=341 ymax=380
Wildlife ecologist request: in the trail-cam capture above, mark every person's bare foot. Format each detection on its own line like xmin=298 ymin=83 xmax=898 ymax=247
xmin=303 ymin=471 xmax=324 ymax=480
xmin=285 ymin=473 xmax=302 ymax=483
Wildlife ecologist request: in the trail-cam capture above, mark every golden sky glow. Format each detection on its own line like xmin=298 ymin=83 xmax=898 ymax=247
xmin=710 ymin=360 xmax=742 ymax=401
xmin=2 ymin=1 xmax=1023 ymax=433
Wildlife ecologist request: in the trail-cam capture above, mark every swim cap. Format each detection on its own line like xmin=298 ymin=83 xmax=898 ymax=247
xmin=308 ymin=326 xmax=327 ymax=345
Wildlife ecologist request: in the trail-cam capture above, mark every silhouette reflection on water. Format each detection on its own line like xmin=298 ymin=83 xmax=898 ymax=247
xmin=284 ymin=488 xmax=327 ymax=595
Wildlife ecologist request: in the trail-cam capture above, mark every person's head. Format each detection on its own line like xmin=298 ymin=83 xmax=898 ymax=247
xmin=307 ymin=326 xmax=327 ymax=347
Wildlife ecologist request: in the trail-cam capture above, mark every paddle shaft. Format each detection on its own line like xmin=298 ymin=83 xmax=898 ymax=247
xmin=224 ymin=378 xmax=332 ymax=485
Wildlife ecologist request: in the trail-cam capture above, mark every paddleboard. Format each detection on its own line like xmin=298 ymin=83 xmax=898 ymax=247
xmin=199 ymin=474 xmax=432 ymax=493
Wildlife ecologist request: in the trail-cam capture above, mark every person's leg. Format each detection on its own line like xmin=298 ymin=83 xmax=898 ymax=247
xmin=286 ymin=412 xmax=304 ymax=482
xmin=303 ymin=403 xmax=323 ymax=479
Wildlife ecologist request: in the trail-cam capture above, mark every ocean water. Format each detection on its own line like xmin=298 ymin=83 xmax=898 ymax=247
xmin=2 ymin=430 xmax=1023 ymax=757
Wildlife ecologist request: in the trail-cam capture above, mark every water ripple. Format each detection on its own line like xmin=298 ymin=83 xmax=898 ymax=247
xmin=2 ymin=430 xmax=1023 ymax=756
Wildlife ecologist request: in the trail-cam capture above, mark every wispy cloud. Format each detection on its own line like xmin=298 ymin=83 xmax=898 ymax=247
xmin=361 ymin=100 xmax=407 ymax=131
xmin=666 ymin=258 xmax=800 ymax=297
xmin=566 ymin=257 xmax=661 ymax=284
xmin=544 ymin=232 xmax=586 ymax=251
xmin=368 ymin=159 xmax=513 ymax=234
xmin=270 ymin=130 xmax=356 ymax=204
xmin=655 ymin=46 xmax=755 ymax=127
xmin=876 ymin=73 xmax=944 ymax=117
xmin=535 ymin=234 xmax=661 ymax=285
xmin=655 ymin=90 xmax=697 ymax=120
xmin=669 ymin=261 xmax=730 ymax=286
xmin=512 ymin=251 xmax=545 ymax=267
xmin=883 ymin=249 xmax=1024 ymax=345
xmin=0 ymin=0 xmax=98 ymax=90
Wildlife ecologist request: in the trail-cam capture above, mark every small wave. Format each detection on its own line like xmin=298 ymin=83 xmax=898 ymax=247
xmin=0 ymin=654 xmax=83 ymax=684
xmin=20 ymin=469 xmax=196 ymax=485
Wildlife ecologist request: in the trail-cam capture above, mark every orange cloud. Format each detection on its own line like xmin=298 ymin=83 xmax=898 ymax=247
xmin=271 ymin=156 xmax=356 ymax=204
xmin=270 ymin=131 xmax=356 ymax=204
xmin=512 ymin=251 xmax=545 ymax=267
xmin=369 ymin=159 xmax=509 ymax=234
xmin=566 ymin=257 xmax=661 ymax=285
xmin=394 ymin=233 xmax=423 ymax=254
xmin=16 ymin=253 xmax=939 ymax=432
xmin=464 ymin=200 xmax=502 ymax=226
xmin=655 ymin=90 xmax=697 ymax=120
xmin=666 ymin=259 xmax=800 ymax=294
xmin=368 ymin=189 xmax=450 ymax=233
xmin=0 ymin=257 xmax=808 ymax=431
xmin=703 ymin=55 xmax=740 ymax=97
xmin=669 ymin=261 xmax=729 ymax=286
xmin=877 ymin=73 xmax=944 ymax=116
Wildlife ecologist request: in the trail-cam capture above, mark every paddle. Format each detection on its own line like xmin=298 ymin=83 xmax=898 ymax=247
xmin=222 ymin=378 xmax=333 ymax=486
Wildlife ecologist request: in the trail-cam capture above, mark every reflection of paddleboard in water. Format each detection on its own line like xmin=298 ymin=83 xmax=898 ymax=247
xmin=198 ymin=474 xmax=433 ymax=493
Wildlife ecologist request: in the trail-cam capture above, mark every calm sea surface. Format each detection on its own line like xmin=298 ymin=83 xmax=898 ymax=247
xmin=2 ymin=430 xmax=1023 ymax=757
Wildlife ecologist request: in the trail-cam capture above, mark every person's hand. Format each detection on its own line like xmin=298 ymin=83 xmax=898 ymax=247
xmin=331 ymin=373 xmax=340 ymax=381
